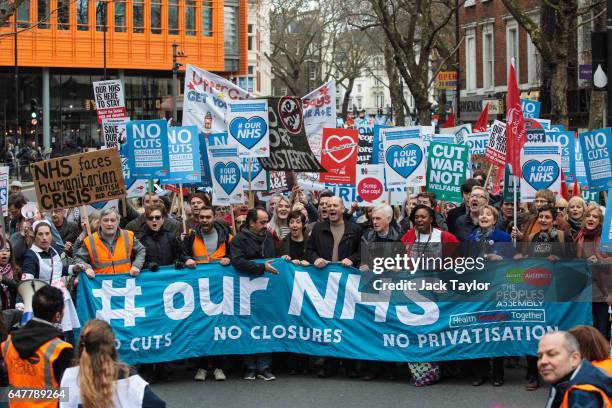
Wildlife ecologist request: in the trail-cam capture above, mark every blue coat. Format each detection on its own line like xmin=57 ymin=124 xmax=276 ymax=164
xmin=466 ymin=227 xmax=513 ymax=258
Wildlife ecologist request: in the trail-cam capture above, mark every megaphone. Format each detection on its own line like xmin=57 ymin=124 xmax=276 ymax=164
xmin=17 ymin=279 xmax=49 ymax=325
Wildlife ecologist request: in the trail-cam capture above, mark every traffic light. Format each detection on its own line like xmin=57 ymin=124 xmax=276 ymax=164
xmin=30 ymin=98 xmax=39 ymax=126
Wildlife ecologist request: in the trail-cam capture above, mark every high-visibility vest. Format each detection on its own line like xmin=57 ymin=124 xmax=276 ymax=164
xmin=1 ymin=336 xmax=72 ymax=408
xmin=84 ymin=230 xmax=134 ymax=274
xmin=193 ymin=234 xmax=232 ymax=263
xmin=560 ymin=383 xmax=611 ymax=408
xmin=593 ymin=358 xmax=612 ymax=377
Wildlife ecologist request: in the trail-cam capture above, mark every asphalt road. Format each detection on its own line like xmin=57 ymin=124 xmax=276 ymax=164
xmin=150 ymin=364 xmax=548 ymax=408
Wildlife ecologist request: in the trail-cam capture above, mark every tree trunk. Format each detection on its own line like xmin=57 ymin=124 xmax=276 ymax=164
xmin=550 ymin=60 xmax=569 ymax=126
xmin=341 ymin=77 xmax=356 ymax=119
xmin=415 ymin=91 xmax=432 ymax=125
xmin=383 ymin=43 xmax=405 ymax=126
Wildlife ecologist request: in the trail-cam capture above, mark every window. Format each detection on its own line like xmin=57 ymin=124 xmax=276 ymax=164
xmin=527 ymin=35 xmax=540 ymax=85
xmin=507 ymin=22 xmax=519 ymax=76
xmin=248 ymin=66 xmax=254 ymax=75
xmin=168 ymin=0 xmax=179 ymax=35
xmin=37 ymin=0 xmax=48 ymax=28
xmin=77 ymin=0 xmax=88 ymax=30
xmin=248 ymin=24 xmax=254 ymax=50
xmin=96 ymin=1 xmax=107 ymax=32
xmin=133 ymin=0 xmax=144 ymax=33
xmin=356 ymin=97 xmax=362 ymax=110
xmin=465 ymin=28 xmax=476 ymax=91
xmin=115 ymin=0 xmax=126 ymax=32
xmin=224 ymin=5 xmax=239 ymax=54
xmin=464 ymin=0 xmax=475 ymax=7
xmin=281 ymin=87 xmax=288 ymax=95
xmin=57 ymin=0 xmax=70 ymax=29
xmin=482 ymin=26 xmax=494 ymax=89
xmin=356 ymin=84 xmax=362 ymax=93
xmin=185 ymin=0 xmax=196 ymax=35
xmin=202 ymin=0 xmax=213 ymax=36
xmin=17 ymin=0 xmax=29 ymax=28
xmin=151 ymin=0 xmax=162 ymax=34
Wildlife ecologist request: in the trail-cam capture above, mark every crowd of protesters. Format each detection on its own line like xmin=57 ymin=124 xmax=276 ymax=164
xmin=0 ymin=171 xmax=610 ymax=407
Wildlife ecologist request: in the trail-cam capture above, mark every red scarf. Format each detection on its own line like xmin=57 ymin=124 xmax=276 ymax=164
xmin=574 ymin=225 xmax=606 ymax=259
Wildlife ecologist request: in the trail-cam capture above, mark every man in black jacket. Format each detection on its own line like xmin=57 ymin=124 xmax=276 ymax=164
xmin=184 ymin=207 xmax=232 ymax=266
xmin=306 ymin=196 xmax=361 ymax=378
xmin=229 ymin=207 xmax=277 ymax=381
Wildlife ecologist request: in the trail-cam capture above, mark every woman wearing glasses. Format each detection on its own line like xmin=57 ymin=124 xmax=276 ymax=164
xmin=137 ymin=203 xmax=187 ymax=272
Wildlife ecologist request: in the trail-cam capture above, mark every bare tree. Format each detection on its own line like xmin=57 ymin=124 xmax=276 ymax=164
xmin=0 ymin=0 xmax=27 ymax=26
xmin=501 ymin=0 xmax=604 ymax=126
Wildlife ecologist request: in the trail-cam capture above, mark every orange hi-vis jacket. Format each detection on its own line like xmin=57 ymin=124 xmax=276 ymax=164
xmin=1 ymin=336 xmax=72 ymax=408
xmin=84 ymin=230 xmax=134 ymax=274
xmin=193 ymin=234 xmax=232 ymax=263
xmin=560 ymin=383 xmax=611 ymax=408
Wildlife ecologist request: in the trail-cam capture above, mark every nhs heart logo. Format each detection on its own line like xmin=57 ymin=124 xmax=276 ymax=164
xmin=241 ymin=158 xmax=263 ymax=181
xmin=522 ymin=159 xmax=559 ymax=191
xmin=214 ymin=162 xmax=241 ymax=195
xmin=386 ymin=144 xmax=423 ymax=179
xmin=229 ymin=117 xmax=268 ymax=149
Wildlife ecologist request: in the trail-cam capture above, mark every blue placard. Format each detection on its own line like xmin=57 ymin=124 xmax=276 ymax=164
xmin=125 ymin=120 xmax=169 ymax=179
xmin=578 ymin=128 xmax=612 ymax=192
xmin=601 ymin=188 xmax=612 ymax=252
xmin=372 ymin=124 xmax=392 ymax=164
xmin=165 ymin=126 xmax=200 ymax=184
xmin=545 ymin=130 xmax=576 ymax=183
xmin=521 ymin=99 xmax=541 ymax=119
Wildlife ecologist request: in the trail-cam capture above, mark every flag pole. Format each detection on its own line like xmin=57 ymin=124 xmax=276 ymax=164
xmin=513 ymin=175 xmax=518 ymax=246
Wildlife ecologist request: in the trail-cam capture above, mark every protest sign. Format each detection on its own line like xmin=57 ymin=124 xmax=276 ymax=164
xmin=76 ymin=259 xmax=592 ymax=365
xmin=268 ymin=171 xmax=294 ymax=194
xmin=466 ymin=132 xmax=490 ymax=156
xmin=32 ymin=149 xmax=125 ymax=211
xmin=525 ymin=118 xmax=546 ymax=143
xmin=92 ymin=80 xmax=127 ymax=122
xmin=166 ymin=126 xmax=200 ymax=184
xmin=302 ymin=81 xmax=336 ymax=159
xmin=371 ymin=125 xmax=392 ymax=164
xmin=241 ymin=158 xmax=267 ymax=191
xmin=0 ymin=167 xmax=7 ymax=216
xmin=579 ymin=128 xmax=612 ymax=192
xmin=484 ymin=120 xmax=506 ymax=167
xmin=520 ymin=99 xmax=541 ymax=119
xmin=102 ymin=118 xmax=127 ymax=149
xmin=259 ymin=97 xmax=325 ymax=172
xmin=503 ymin=164 xmax=520 ymax=202
xmin=601 ymin=187 xmax=612 ymax=251
xmin=550 ymin=124 xmax=566 ymax=132
xmin=209 ymin=145 xmax=244 ymax=205
xmin=227 ymin=99 xmax=269 ymax=158
xmin=382 ymin=127 xmax=425 ymax=188
xmin=439 ymin=124 xmax=472 ymax=145
xmin=536 ymin=119 xmax=551 ymax=130
xmin=426 ymin=142 xmax=468 ymax=202
xmin=125 ymin=119 xmax=169 ymax=179
xmin=545 ymin=130 xmax=575 ymax=182
xmin=356 ymin=164 xmax=385 ymax=207
xmin=182 ymin=64 xmax=251 ymax=135
xmin=320 ymin=128 xmax=358 ymax=185
xmin=574 ymin=138 xmax=588 ymax=186
xmin=520 ymin=143 xmax=562 ymax=202
xmin=357 ymin=123 xmax=374 ymax=165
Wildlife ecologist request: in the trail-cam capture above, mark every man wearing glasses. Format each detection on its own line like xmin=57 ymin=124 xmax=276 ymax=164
xmin=450 ymin=186 xmax=491 ymax=241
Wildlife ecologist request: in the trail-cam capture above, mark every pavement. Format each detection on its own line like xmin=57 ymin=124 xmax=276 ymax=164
xmin=150 ymin=364 xmax=548 ymax=408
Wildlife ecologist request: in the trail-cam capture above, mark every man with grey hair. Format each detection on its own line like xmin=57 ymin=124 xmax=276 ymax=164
xmin=538 ymin=331 xmax=612 ymax=408
xmin=450 ymin=185 xmax=491 ymax=241
xmin=75 ymin=208 xmax=146 ymax=277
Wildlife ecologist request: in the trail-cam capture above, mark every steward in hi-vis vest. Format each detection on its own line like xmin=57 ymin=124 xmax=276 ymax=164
xmin=184 ymin=207 xmax=232 ymax=267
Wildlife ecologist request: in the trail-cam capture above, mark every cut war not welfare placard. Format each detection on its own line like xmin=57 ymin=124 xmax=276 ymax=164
xmin=426 ymin=142 xmax=468 ymax=202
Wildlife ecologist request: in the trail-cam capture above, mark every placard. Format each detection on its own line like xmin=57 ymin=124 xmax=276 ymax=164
xmin=92 ymin=80 xmax=127 ymax=122
xmin=426 ymin=142 xmax=468 ymax=202
xmin=382 ymin=127 xmax=425 ymax=188
xmin=439 ymin=124 xmax=472 ymax=145
xmin=356 ymin=164 xmax=385 ymax=207
xmin=601 ymin=187 xmax=612 ymax=252
xmin=320 ymin=128 xmax=358 ymax=185
xmin=466 ymin=132 xmax=490 ymax=156
xmin=545 ymin=130 xmax=575 ymax=183
xmin=357 ymin=123 xmax=374 ymax=165
xmin=302 ymin=81 xmax=336 ymax=159
xmin=520 ymin=143 xmax=562 ymax=202
xmin=125 ymin=119 xmax=169 ymax=179
xmin=209 ymin=145 xmax=244 ymax=205
xmin=484 ymin=120 xmax=506 ymax=167
xmin=520 ymin=99 xmax=541 ymax=119
xmin=166 ymin=126 xmax=200 ymax=184
xmin=102 ymin=117 xmax=128 ymax=149
xmin=268 ymin=171 xmax=294 ymax=194
xmin=241 ymin=158 xmax=268 ymax=191
xmin=227 ymin=99 xmax=270 ymax=158
xmin=502 ymin=163 xmax=520 ymax=202
xmin=578 ymin=128 xmax=612 ymax=192
xmin=32 ymin=149 xmax=126 ymax=211
xmin=0 ymin=167 xmax=8 ymax=217
xmin=371 ymin=124 xmax=392 ymax=164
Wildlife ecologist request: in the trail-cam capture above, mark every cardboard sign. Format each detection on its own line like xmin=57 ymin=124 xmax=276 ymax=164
xmin=32 ymin=149 xmax=126 ymax=211
xmin=520 ymin=143 xmax=562 ymax=202
xmin=227 ymin=99 xmax=270 ymax=158
xmin=166 ymin=126 xmax=201 ymax=184
xmin=182 ymin=65 xmax=251 ymax=135
xmin=209 ymin=145 xmax=244 ymax=205
xmin=426 ymin=142 xmax=468 ymax=202
xmin=302 ymin=81 xmax=336 ymax=159
xmin=382 ymin=127 xmax=425 ymax=188
xmin=259 ymin=97 xmax=325 ymax=172
xmin=601 ymin=187 xmax=612 ymax=252
xmin=579 ymin=128 xmax=612 ymax=192
xmin=484 ymin=120 xmax=506 ymax=167
xmin=356 ymin=164 xmax=385 ymax=207
xmin=320 ymin=128 xmax=358 ymax=185
xmin=520 ymin=99 xmax=541 ymax=119
xmin=93 ymin=80 xmax=127 ymax=122
xmin=102 ymin=117 xmax=128 ymax=149
xmin=125 ymin=119 xmax=170 ymax=179
xmin=0 ymin=167 xmax=8 ymax=217
xmin=545 ymin=130 xmax=575 ymax=183
xmin=357 ymin=124 xmax=374 ymax=165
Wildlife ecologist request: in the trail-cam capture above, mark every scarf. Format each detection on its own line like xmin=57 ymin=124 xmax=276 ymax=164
xmin=574 ymin=225 xmax=606 ymax=260
xmin=472 ymin=227 xmax=495 ymax=257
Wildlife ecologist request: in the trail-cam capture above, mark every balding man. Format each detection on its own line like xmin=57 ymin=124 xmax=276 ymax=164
xmin=538 ymin=331 xmax=611 ymax=408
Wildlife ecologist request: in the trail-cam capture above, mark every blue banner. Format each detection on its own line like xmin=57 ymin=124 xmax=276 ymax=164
xmin=76 ymin=260 xmax=592 ymax=365
xmin=521 ymin=99 xmax=541 ymax=119
xmin=579 ymin=128 xmax=612 ymax=192
xmin=125 ymin=120 xmax=169 ymax=179
xmin=165 ymin=126 xmax=200 ymax=184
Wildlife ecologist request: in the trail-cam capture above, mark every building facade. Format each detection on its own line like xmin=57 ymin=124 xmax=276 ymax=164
xmin=0 ymin=0 xmax=248 ymax=148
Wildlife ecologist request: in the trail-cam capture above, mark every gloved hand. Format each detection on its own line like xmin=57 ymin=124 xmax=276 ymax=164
xmin=149 ymin=262 xmax=159 ymax=272
xmin=174 ymin=261 xmax=185 ymax=270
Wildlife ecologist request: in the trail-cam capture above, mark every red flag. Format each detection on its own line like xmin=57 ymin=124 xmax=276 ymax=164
xmin=492 ymin=165 xmax=504 ymax=195
xmin=505 ymin=61 xmax=527 ymax=177
xmin=573 ymin=179 xmax=581 ymax=197
xmin=442 ymin=113 xmax=455 ymax=128
xmin=560 ymin=172 xmax=569 ymax=200
xmin=474 ymin=103 xmax=489 ymax=132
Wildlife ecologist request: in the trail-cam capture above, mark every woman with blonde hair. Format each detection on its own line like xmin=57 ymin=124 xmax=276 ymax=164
xmin=60 ymin=319 xmax=166 ymax=408
xmin=567 ymin=196 xmax=587 ymax=237
xmin=267 ymin=196 xmax=291 ymax=244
